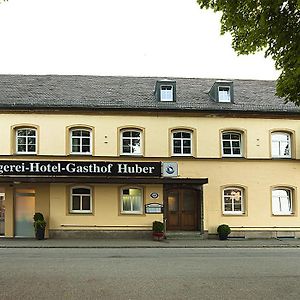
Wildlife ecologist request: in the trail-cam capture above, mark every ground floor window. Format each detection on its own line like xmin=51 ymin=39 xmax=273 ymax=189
xmin=222 ymin=187 xmax=244 ymax=215
xmin=70 ymin=186 xmax=92 ymax=213
xmin=272 ymin=188 xmax=293 ymax=215
xmin=121 ymin=187 xmax=143 ymax=214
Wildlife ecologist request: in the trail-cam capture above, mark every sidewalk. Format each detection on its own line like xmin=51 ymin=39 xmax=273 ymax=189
xmin=1 ymin=237 xmax=300 ymax=248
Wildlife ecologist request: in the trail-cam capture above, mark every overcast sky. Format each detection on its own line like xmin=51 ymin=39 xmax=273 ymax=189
xmin=0 ymin=0 xmax=279 ymax=80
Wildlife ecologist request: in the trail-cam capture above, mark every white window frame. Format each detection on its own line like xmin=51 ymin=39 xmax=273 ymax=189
xmin=222 ymin=187 xmax=244 ymax=215
xmin=271 ymin=132 xmax=291 ymax=158
xmin=222 ymin=131 xmax=242 ymax=157
xmin=70 ymin=186 xmax=92 ymax=213
xmin=120 ymin=129 xmax=142 ymax=156
xmin=70 ymin=128 xmax=92 ymax=155
xmin=160 ymin=85 xmax=173 ymax=102
xmin=272 ymin=188 xmax=293 ymax=215
xmin=172 ymin=130 xmax=192 ymax=156
xmin=16 ymin=128 xmax=37 ymax=154
xmin=218 ymin=86 xmax=231 ymax=102
xmin=120 ymin=187 xmax=143 ymax=215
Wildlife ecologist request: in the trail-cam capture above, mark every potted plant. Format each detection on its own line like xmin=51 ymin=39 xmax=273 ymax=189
xmin=217 ymin=224 xmax=231 ymax=240
xmin=33 ymin=212 xmax=46 ymax=240
xmin=152 ymin=221 xmax=165 ymax=241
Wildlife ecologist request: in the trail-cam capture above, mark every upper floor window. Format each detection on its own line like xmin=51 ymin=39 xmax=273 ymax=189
xmin=121 ymin=187 xmax=143 ymax=214
xmin=160 ymin=85 xmax=173 ymax=102
xmin=120 ymin=129 xmax=142 ymax=155
xmin=223 ymin=187 xmax=244 ymax=215
xmin=16 ymin=128 xmax=37 ymax=154
xmin=70 ymin=128 xmax=92 ymax=155
xmin=271 ymin=132 xmax=291 ymax=158
xmin=70 ymin=186 xmax=92 ymax=213
xmin=172 ymin=130 xmax=192 ymax=156
xmin=218 ymin=86 xmax=231 ymax=102
xmin=222 ymin=131 xmax=242 ymax=157
xmin=272 ymin=188 xmax=293 ymax=215
xmin=209 ymin=81 xmax=233 ymax=103
xmin=155 ymin=80 xmax=176 ymax=102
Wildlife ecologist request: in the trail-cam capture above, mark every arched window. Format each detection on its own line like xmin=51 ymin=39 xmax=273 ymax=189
xmin=172 ymin=130 xmax=192 ymax=156
xmin=120 ymin=129 xmax=142 ymax=155
xmin=16 ymin=127 xmax=37 ymax=154
xmin=70 ymin=128 xmax=92 ymax=155
xmin=120 ymin=187 xmax=143 ymax=214
xmin=222 ymin=131 xmax=242 ymax=157
xmin=70 ymin=186 xmax=92 ymax=213
xmin=272 ymin=188 xmax=293 ymax=215
xmin=271 ymin=132 xmax=291 ymax=158
xmin=222 ymin=187 xmax=244 ymax=214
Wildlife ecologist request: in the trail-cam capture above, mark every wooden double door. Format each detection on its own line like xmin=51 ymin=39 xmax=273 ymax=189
xmin=166 ymin=189 xmax=199 ymax=231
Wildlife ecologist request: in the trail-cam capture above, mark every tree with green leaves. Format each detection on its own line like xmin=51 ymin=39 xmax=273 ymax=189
xmin=197 ymin=0 xmax=300 ymax=105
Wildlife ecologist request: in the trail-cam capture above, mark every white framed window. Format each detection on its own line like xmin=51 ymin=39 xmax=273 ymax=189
xmin=222 ymin=131 xmax=242 ymax=157
xmin=70 ymin=129 xmax=92 ymax=155
xmin=121 ymin=187 xmax=143 ymax=214
xmin=271 ymin=132 xmax=291 ymax=158
xmin=218 ymin=86 xmax=231 ymax=102
xmin=16 ymin=128 xmax=37 ymax=154
xmin=272 ymin=188 xmax=293 ymax=215
xmin=70 ymin=187 xmax=92 ymax=213
xmin=223 ymin=187 xmax=244 ymax=215
xmin=172 ymin=130 xmax=192 ymax=156
xmin=120 ymin=129 xmax=142 ymax=155
xmin=160 ymin=85 xmax=173 ymax=102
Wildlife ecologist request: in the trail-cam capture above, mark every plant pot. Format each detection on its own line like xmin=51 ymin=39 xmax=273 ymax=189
xmin=218 ymin=234 xmax=228 ymax=240
xmin=35 ymin=227 xmax=45 ymax=240
xmin=152 ymin=232 xmax=165 ymax=241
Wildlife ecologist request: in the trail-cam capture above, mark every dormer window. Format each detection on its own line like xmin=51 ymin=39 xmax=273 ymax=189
xmin=160 ymin=85 xmax=173 ymax=102
xmin=155 ymin=80 xmax=176 ymax=102
xmin=209 ymin=81 xmax=233 ymax=103
xmin=218 ymin=86 xmax=231 ymax=102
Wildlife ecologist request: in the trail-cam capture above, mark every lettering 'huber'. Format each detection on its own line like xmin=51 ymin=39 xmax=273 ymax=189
xmin=117 ymin=163 xmax=155 ymax=174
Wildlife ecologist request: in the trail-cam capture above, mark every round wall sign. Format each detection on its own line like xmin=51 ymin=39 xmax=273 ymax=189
xmin=150 ymin=192 xmax=159 ymax=199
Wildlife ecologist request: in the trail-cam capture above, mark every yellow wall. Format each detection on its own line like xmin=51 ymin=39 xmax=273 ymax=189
xmin=0 ymin=112 xmax=299 ymax=159
xmin=49 ymin=184 xmax=163 ymax=230
xmin=1 ymin=111 xmax=300 ymax=235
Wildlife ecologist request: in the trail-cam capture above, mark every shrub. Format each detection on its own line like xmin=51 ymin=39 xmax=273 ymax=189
xmin=217 ymin=224 xmax=231 ymax=240
xmin=152 ymin=221 xmax=164 ymax=233
xmin=33 ymin=212 xmax=44 ymax=222
xmin=34 ymin=219 xmax=46 ymax=231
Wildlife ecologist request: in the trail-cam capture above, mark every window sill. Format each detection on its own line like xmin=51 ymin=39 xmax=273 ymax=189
xmin=171 ymin=154 xmax=193 ymax=157
xmin=69 ymin=153 xmax=92 ymax=156
xmin=15 ymin=152 xmax=37 ymax=155
xmin=69 ymin=211 xmax=93 ymax=214
xmin=120 ymin=154 xmax=144 ymax=157
xmin=272 ymin=213 xmax=294 ymax=216
xmin=222 ymin=155 xmax=243 ymax=158
xmin=223 ymin=212 xmax=245 ymax=216
xmin=120 ymin=212 xmax=144 ymax=216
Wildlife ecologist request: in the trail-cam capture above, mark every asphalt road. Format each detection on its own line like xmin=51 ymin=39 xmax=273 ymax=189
xmin=1 ymin=248 xmax=300 ymax=300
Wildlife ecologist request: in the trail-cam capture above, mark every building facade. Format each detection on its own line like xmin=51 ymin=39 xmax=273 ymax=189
xmin=0 ymin=75 xmax=300 ymax=238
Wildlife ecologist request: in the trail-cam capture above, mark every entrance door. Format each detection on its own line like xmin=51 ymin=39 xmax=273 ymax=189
xmin=166 ymin=189 xmax=198 ymax=231
xmin=0 ymin=193 xmax=5 ymax=236
xmin=15 ymin=189 xmax=35 ymax=237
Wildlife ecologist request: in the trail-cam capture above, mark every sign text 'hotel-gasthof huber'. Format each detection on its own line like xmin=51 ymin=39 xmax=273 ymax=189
xmin=0 ymin=161 xmax=162 ymax=177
